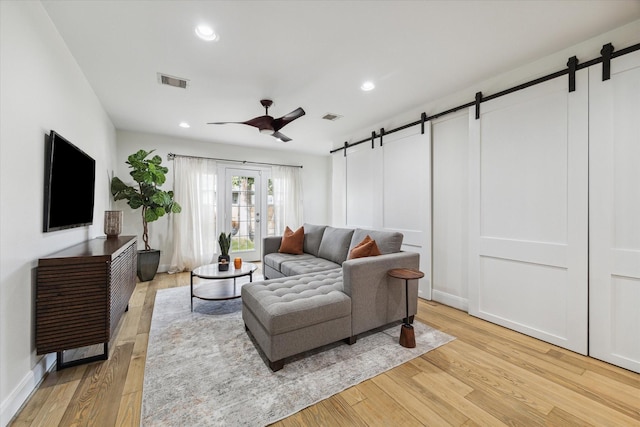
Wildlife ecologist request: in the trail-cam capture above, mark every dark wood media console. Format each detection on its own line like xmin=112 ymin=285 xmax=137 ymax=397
xmin=36 ymin=236 xmax=137 ymax=369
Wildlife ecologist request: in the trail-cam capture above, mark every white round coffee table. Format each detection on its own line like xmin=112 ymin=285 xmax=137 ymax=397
xmin=190 ymin=262 xmax=257 ymax=311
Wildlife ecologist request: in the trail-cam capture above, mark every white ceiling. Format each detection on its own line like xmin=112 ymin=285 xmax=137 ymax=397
xmin=42 ymin=1 xmax=640 ymax=155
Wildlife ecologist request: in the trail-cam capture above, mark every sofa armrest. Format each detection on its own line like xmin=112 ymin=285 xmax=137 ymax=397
xmin=342 ymin=251 xmax=420 ymax=336
xmin=263 ymin=236 xmax=282 ymax=259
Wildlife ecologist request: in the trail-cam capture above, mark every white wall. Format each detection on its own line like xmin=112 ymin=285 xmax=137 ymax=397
xmin=332 ymin=19 xmax=640 ymax=308
xmin=116 ymin=130 xmax=331 ymax=271
xmin=0 ymin=2 xmax=117 ymax=424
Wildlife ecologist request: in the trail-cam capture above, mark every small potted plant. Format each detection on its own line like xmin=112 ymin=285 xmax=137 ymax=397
xmin=218 ymin=232 xmax=232 ymax=271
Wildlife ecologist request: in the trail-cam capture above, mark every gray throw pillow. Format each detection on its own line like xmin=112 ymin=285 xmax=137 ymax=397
xmin=348 ymin=229 xmax=403 ymax=255
xmin=318 ymin=227 xmax=355 ymax=265
xmin=302 ymin=223 xmax=327 ymax=257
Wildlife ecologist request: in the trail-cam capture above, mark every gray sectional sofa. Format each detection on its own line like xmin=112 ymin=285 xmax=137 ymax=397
xmin=241 ymin=224 xmax=420 ymax=371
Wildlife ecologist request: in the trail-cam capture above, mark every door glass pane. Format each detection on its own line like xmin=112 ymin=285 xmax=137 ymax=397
xmin=231 ymin=176 xmax=255 ymax=252
xmin=267 ymin=178 xmax=276 ymax=236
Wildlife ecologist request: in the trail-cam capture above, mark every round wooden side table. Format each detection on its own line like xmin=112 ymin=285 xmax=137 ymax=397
xmin=387 ymin=268 xmax=424 ymax=348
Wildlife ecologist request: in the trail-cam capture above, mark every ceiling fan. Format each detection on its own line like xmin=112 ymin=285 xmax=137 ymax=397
xmin=208 ymin=99 xmax=305 ymax=142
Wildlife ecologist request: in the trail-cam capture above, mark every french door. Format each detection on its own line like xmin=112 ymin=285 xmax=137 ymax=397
xmin=224 ymin=168 xmax=263 ymax=261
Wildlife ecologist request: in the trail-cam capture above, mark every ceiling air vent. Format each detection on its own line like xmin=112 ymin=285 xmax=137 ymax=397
xmin=157 ymin=73 xmax=189 ymax=89
xmin=322 ymin=113 xmax=342 ymax=121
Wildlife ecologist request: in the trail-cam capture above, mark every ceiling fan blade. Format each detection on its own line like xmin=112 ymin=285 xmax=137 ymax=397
xmin=272 ymin=131 xmax=291 ymax=142
xmin=241 ymin=115 xmax=270 ymax=128
xmin=208 ymin=115 xmax=273 ymax=130
xmin=272 ymin=107 xmax=305 ymax=132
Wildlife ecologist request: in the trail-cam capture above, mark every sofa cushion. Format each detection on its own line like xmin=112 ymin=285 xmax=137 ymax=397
xmin=348 ymin=229 xmax=403 ymax=255
xmin=279 ymin=226 xmax=304 ymax=254
xmin=348 ymin=235 xmax=382 ymax=259
xmin=280 ymin=257 xmax=341 ymax=276
xmin=302 ymin=223 xmax=327 ymax=257
xmin=318 ymin=227 xmax=354 ymax=265
xmin=264 ymin=252 xmax=315 ymax=271
xmin=241 ymin=268 xmax=349 ymax=335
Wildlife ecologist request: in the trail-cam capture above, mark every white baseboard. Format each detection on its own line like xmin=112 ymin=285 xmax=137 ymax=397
xmin=0 ymin=353 xmax=56 ymax=427
xmin=418 ymin=289 xmax=431 ymax=300
xmin=432 ymin=290 xmax=469 ymax=312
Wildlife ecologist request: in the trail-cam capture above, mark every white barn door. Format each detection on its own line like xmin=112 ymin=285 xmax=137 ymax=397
xmin=344 ymin=127 xmax=432 ymax=299
xmin=468 ymin=70 xmax=589 ymax=354
xmin=382 ymin=127 xmax=432 ymax=299
xmin=345 ymin=143 xmax=378 ymax=229
xmin=589 ymin=50 xmax=640 ymax=373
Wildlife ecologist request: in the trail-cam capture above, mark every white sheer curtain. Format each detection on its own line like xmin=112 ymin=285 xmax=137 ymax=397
xmin=271 ymin=166 xmax=303 ymax=234
xmin=169 ymin=156 xmax=217 ymax=272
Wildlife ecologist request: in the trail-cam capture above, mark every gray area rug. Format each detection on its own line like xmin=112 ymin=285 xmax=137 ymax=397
xmin=142 ymin=282 xmax=455 ymax=426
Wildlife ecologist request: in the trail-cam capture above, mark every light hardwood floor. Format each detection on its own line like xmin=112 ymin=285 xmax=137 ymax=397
xmin=11 ymin=271 xmax=640 ymax=426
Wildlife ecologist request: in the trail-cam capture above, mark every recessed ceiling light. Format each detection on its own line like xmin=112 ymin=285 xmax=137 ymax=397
xmin=179 ymin=122 xmax=190 ymax=128
xmin=361 ymin=81 xmax=375 ymax=91
xmin=195 ymin=25 xmax=218 ymax=41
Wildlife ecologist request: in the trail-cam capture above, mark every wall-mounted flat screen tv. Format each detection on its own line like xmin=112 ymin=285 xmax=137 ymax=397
xmin=43 ymin=130 xmax=96 ymax=232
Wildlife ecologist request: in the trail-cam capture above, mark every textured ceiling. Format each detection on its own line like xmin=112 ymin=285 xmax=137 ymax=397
xmin=42 ymin=1 xmax=640 ymax=155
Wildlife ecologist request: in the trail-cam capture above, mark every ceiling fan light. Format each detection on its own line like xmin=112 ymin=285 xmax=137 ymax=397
xmin=361 ymin=81 xmax=375 ymax=91
xmin=259 ymin=128 xmax=274 ymax=135
xmin=195 ymin=25 xmax=218 ymax=41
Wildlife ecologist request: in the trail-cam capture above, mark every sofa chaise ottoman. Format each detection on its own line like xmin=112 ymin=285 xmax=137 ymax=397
xmin=241 ymin=224 xmax=420 ymax=371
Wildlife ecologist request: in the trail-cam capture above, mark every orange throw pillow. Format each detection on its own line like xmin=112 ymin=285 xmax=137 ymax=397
xmin=348 ymin=235 xmax=381 ymax=259
xmin=278 ymin=226 xmax=304 ymax=255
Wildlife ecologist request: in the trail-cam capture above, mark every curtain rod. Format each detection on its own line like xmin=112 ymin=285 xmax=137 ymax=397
xmin=330 ymin=40 xmax=640 ymax=155
xmin=167 ymin=152 xmax=303 ymax=168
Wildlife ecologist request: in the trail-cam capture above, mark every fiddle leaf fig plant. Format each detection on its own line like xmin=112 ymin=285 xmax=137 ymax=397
xmin=111 ymin=149 xmax=181 ymax=251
